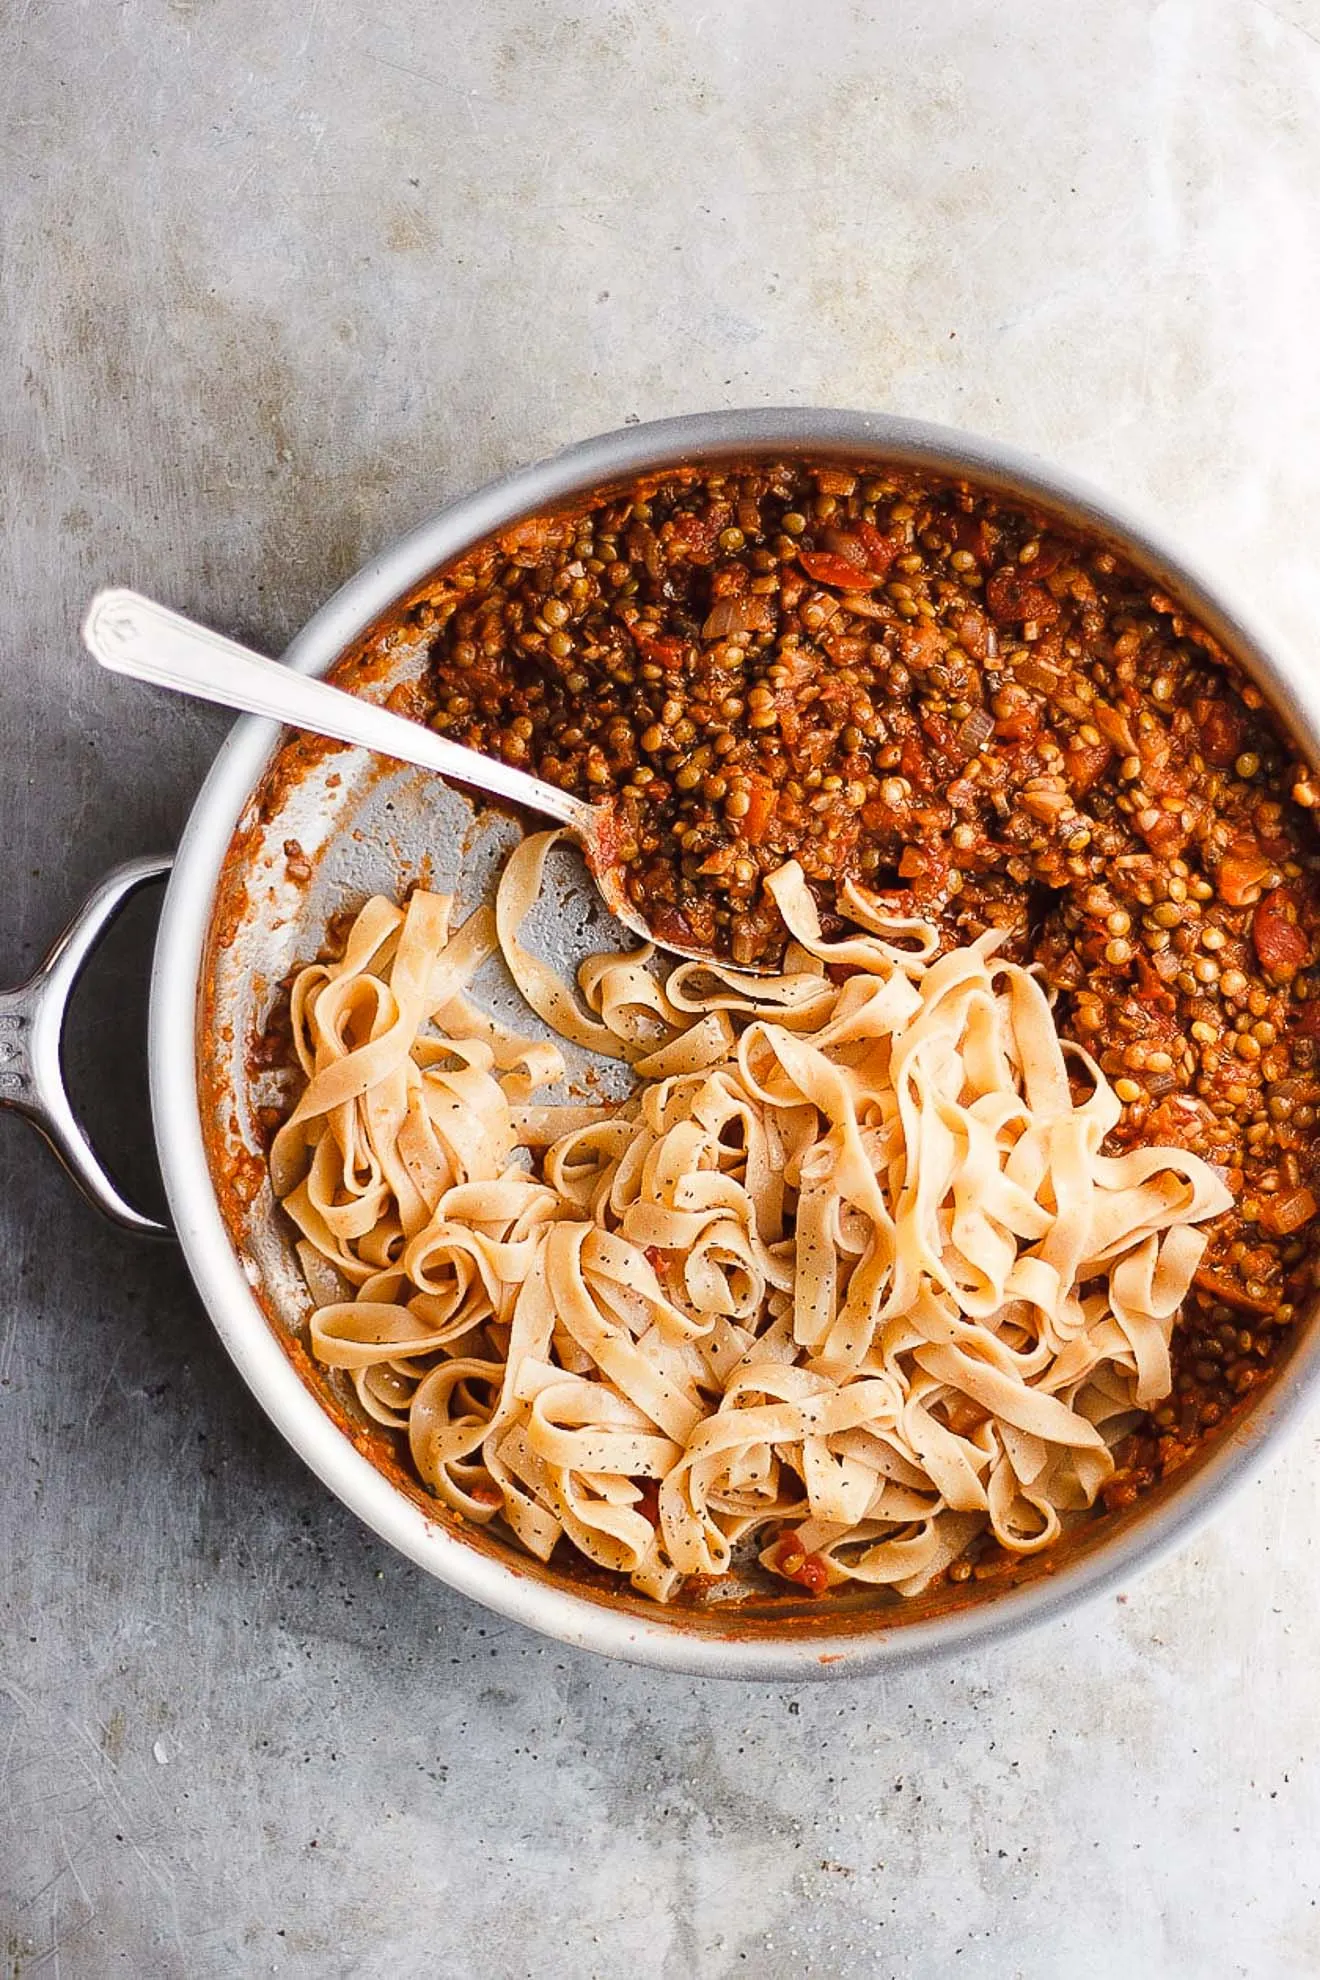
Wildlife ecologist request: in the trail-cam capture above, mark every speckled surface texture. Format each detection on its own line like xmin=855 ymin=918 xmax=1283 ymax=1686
xmin=6 ymin=3 xmax=1320 ymax=1974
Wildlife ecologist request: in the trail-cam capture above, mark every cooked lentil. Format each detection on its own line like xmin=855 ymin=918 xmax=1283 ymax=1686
xmin=398 ymin=457 xmax=1320 ymax=1534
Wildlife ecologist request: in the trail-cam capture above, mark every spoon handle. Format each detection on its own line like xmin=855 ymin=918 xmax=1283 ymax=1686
xmin=81 ymin=587 xmax=593 ymax=831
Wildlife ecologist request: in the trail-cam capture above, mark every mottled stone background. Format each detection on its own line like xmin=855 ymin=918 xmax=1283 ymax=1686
xmin=5 ymin=3 xmax=1320 ymax=1974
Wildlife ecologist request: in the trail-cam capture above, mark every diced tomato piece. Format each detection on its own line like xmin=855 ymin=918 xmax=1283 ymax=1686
xmin=1192 ymin=1268 xmax=1275 ymax=1317
xmin=771 ymin=1534 xmax=804 ymax=1573
xmin=633 ymin=631 xmax=689 ymax=670
xmin=813 ymin=467 xmax=857 ymax=496
xmin=894 ymin=619 xmax=944 ymax=671
xmin=985 ymin=568 xmax=1061 ymax=625
xmin=667 ymin=509 xmax=723 ymax=559
xmin=649 ymin=903 xmax=696 ymax=947
xmin=1144 ymin=1093 xmax=1214 ymax=1145
xmin=773 ymin=688 xmax=802 ymax=745
xmin=952 ymin=514 xmax=996 ymax=567
xmin=828 ymin=820 xmax=861 ymax=871
xmin=899 ymin=736 xmax=930 ymax=789
xmin=1015 ymin=634 xmax=1064 ymax=690
xmin=1025 ymin=539 xmax=1067 ymax=577
xmin=1132 ymin=951 xmax=1177 ymax=1012
xmin=709 ymin=562 xmax=750 ymax=597
xmin=1136 ymin=809 xmax=1191 ymax=857
xmin=1063 ymin=739 xmax=1112 ymax=794
xmin=1194 ymin=697 xmax=1246 ymax=768
xmin=853 ymin=519 xmax=900 ymax=578
xmin=820 ymin=634 xmax=870 ymax=667
xmin=739 ymin=776 xmax=776 ymax=845
xmin=1218 ymin=851 xmax=1274 ymax=907
xmin=1259 ymin=1187 xmax=1319 ymax=1237
xmin=822 ymin=527 xmax=871 ymax=571
xmin=771 ymin=1534 xmax=830 ymax=1593
xmin=993 ymin=711 xmax=1040 ymax=743
xmin=1253 ymin=888 xmax=1311 ymax=978
xmin=794 ymin=1553 xmax=830 ymax=1595
xmin=798 ymin=549 xmax=876 ymax=589
xmin=949 ymin=606 xmax=992 ymax=661
xmin=501 ymin=516 xmax=552 ymax=556
xmin=1296 ymin=1000 xmax=1320 ymax=1039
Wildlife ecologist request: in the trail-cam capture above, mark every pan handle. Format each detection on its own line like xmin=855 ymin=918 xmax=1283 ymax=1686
xmin=0 ymin=855 xmax=174 ymax=1239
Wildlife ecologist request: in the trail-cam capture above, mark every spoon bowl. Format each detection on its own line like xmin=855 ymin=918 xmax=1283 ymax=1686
xmin=81 ymin=588 xmax=760 ymax=971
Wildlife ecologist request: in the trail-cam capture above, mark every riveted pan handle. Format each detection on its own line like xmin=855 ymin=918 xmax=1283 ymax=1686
xmin=0 ymin=855 xmax=173 ymax=1238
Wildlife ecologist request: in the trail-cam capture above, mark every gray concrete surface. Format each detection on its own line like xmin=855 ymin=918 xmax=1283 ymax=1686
xmin=6 ymin=2 xmax=1320 ymax=1974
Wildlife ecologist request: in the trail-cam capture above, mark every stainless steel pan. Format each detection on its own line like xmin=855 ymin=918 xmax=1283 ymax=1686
xmin=12 ymin=408 xmax=1320 ymax=1677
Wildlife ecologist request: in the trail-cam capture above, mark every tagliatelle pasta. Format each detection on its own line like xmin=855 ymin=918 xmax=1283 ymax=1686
xmin=270 ymin=829 xmax=1233 ymax=1603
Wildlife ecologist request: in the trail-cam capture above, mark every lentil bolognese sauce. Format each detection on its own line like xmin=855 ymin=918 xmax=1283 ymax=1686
xmin=396 ymin=459 xmax=1320 ymax=1544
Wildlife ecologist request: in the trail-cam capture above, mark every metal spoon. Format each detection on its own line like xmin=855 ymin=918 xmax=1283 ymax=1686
xmin=81 ymin=587 xmax=748 ymax=968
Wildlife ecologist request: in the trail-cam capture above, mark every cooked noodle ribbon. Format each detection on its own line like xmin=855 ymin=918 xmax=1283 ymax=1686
xmin=271 ymin=836 xmax=1232 ymax=1602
